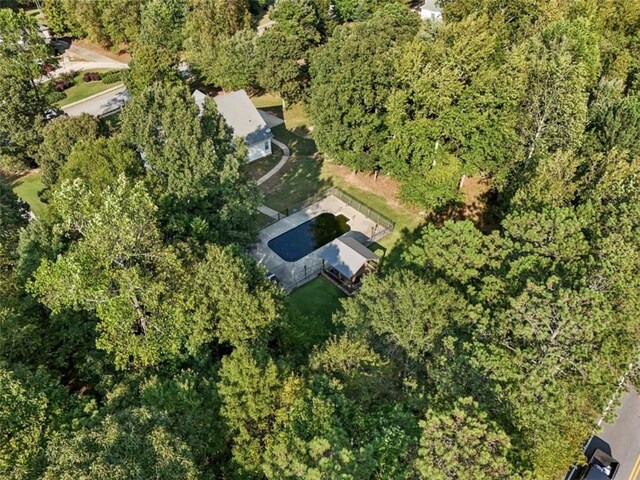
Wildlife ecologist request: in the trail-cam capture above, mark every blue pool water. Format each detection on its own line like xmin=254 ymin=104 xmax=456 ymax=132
xmin=268 ymin=213 xmax=351 ymax=262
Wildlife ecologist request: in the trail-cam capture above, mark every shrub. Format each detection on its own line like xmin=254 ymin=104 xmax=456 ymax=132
xmin=82 ymin=71 xmax=102 ymax=82
xmin=53 ymin=77 xmax=73 ymax=91
xmin=42 ymin=63 xmax=56 ymax=74
xmin=100 ymin=70 xmax=123 ymax=84
xmin=52 ymin=71 xmax=75 ymax=91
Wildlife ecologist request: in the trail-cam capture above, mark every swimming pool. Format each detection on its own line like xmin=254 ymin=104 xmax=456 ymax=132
xmin=267 ymin=213 xmax=351 ymax=262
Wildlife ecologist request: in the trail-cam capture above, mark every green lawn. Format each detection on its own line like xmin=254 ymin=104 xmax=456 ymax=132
xmin=56 ymin=69 xmax=123 ymax=107
xmin=245 ymin=145 xmax=283 ymax=182
xmin=259 ymin=125 xmax=329 ymax=213
xmin=250 ymin=93 xmax=308 ymax=130
xmin=283 ymin=277 xmax=346 ymax=357
xmin=251 ymin=94 xmax=423 ymax=258
xmin=12 ymin=170 xmax=46 ymax=218
xmin=256 ymin=212 xmax=276 ymax=229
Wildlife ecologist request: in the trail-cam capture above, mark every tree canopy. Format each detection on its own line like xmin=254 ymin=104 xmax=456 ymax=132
xmin=0 ymin=9 xmax=57 ymax=171
xmin=4 ymin=1 xmax=640 ymax=478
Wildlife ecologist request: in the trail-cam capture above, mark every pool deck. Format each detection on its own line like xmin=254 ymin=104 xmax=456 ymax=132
xmin=251 ymin=195 xmax=381 ymax=290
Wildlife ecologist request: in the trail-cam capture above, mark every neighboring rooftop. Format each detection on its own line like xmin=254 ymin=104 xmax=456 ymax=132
xmin=192 ymin=89 xmax=273 ymax=145
xmin=320 ymin=237 xmax=379 ymax=279
xmin=421 ymin=0 xmax=442 ymax=12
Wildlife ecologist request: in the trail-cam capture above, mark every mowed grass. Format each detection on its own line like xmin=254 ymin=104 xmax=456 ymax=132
xmin=56 ymin=69 xmax=124 ymax=107
xmin=251 ymin=93 xmax=423 ymax=257
xmin=256 ymin=212 xmax=276 ymax=229
xmin=245 ymin=145 xmax=283 ymax=182
xmin=259 ymin=125 xmax=329 ymax=213
xmin=284 ymin=277 xmax=346 ymax=356
xmin=11 ymin=170 xmax=46 ymax=217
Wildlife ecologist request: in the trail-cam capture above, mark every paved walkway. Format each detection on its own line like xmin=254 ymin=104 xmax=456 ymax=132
xmin=258 ymin=205 xmax=281 ymax=219
xmin=257 ymin=138 xmax=290 ymax=186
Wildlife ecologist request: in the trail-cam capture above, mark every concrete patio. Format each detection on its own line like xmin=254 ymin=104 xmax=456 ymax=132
xmin=251 ymin=194 xmax=384 ymax=290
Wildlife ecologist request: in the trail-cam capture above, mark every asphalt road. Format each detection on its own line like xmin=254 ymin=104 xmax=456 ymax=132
xmin=598 ymin=387 xmax=640 ymax=479
xmin=61 ymin=85 xmax=129 ymax=117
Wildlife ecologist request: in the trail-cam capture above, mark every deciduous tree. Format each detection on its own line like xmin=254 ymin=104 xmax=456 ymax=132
xmin=120 ymin=83 xmax=259 ymax=244
xmin=126 ymin=0 xmax=186 ymax=95
xmin=309 ymin=4 xmax=419 ymax=171
xmin=0 ymin=10 xmax=57 ymax=171
xmin=37 ymin=114 xmax=102 ymax=189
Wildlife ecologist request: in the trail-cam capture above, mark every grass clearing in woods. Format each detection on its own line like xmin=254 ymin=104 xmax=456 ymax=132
xmin=10 ymin=170 xmax=46 ymax=217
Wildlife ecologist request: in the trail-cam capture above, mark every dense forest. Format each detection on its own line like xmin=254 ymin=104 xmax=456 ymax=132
xmin=2 ymin=0 xmax=640 ymax=479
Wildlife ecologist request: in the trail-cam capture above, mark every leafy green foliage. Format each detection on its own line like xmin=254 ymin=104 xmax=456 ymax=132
xmin=119 ymin=83 xmax=259 ymax=244
xmin=308 ymin=4 xmax=419 ymax=171
xmin=183 ymin=0 xmax=251 ymax=84
xmin=0 ymin=10 xmax=57 ymax=171
xmin=4 ymin=1 xmax=640 ymax=479
xmin=43 ymin=408 xmax=200 ymax=479
xmin=29 ymin=177 xmax=199 ymax=369
xmin=386 ymin=14 xmax=518 ymax=207
xmin=254 ymin=0 xmax=324 ymax=104
xmin=0 ymin=363 xmax=74 ymax=480
xmin=125 ymin=0 xmax=186 ymax=95
xmin=0 ymin=184 xmax=29 ymax=294
xmin=37 ymin=114 xmax=102 ymax=189
xmin=57 ymin=137 xmax=143 ymax=194
xmin=415 ymin=397 xmax=513 ymax=480
xmin=202 ymin=29 xmax=259 ymax=91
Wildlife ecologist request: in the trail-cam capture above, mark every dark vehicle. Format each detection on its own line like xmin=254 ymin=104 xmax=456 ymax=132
xmin=578 ymin=449 xmax=620 ymax=480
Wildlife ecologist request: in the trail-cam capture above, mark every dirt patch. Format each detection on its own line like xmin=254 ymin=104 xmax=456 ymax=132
xmin=324 ymin=162 xmax=403 ymax=209
xmin=0 ymin=168 xmax=31 ymax=184
xmin=426 ymin=175 xmax=500 ymax=233
xmin=461 ymin=176 xmax=490 ymax=220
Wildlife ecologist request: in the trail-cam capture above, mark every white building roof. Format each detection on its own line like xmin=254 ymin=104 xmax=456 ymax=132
xmin=192 ymin=89 xmax=272 ymax=145
xmin=421 ymin=0 xmax=442 ymax=13
xmin=320 ymin=237 xmax=379 ymax=279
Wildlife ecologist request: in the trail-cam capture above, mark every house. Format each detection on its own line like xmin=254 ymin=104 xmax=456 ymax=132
xmin=320 ymin=237 xmax=380 ymax=294
xmin=420 ymin=0 xmax=443 ymax=21
xmin=192 ymin=89 xmax=273 ymax=162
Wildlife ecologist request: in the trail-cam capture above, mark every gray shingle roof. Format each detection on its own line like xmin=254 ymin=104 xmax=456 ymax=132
xmin=320 ymin=238 xmax=379 ymax=279
xmin=192 ymin=89 xmax=273 ymax=145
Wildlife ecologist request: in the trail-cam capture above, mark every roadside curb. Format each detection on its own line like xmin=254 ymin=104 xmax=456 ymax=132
xmin=60 ymin=83 xmax=126 ymax=111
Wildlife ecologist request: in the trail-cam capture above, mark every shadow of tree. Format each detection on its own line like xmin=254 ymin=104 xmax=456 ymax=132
xmin=426 ymin=186 xmax=501 ymax=234
xmin=261 ymin=104 xmax=285 ymax=120
xmin=380 ymin=225 xmax=427 ymax=272
xmin=259 ymin=124 xmax=330 ymax=212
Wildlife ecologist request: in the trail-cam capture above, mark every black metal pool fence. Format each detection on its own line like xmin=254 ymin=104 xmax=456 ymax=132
xmin=261 ymin=186 xmax=395 ymax=241
xmin=259 ymin=187 xmax=395 ymax=291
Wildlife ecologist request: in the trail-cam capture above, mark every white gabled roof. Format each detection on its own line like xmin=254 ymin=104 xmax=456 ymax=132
xmin=192 ymin=89 xmax=272 ymax=145
xmin=320 ymin=237 xmax=379 ymax=279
